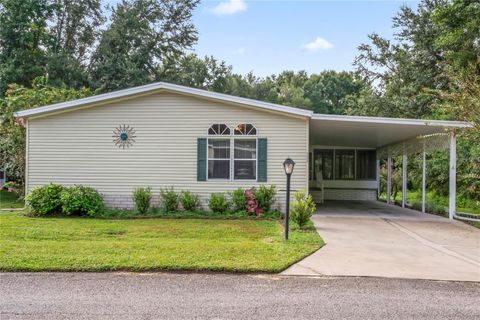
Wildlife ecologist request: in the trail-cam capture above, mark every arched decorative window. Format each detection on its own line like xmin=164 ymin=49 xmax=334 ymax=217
xmin=234 ymin=123 xmax=256 ymax=135
xmin=208 ymin=124 xmax=230 ymax=135
xmin=204 ymin=123 xmax=262 ymax=181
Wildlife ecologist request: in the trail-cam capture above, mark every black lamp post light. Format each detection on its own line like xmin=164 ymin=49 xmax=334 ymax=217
xmin=282 ymin=157 xmax=295 ymax=240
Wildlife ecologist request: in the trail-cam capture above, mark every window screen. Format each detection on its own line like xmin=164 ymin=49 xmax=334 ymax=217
xmin=356 ymin=150 xmax=376 ymax=180
xmin=335 ymin=149 xmax=355 ymax=180
xmin=208 ymin=139 xmax=230 ymax=179
xmin=313 ymin=149 xmax=334 ymax=180
xmin=234 ymin=139 xmax=256 ymax=180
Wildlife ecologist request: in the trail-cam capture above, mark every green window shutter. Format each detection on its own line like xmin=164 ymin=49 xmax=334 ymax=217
xmin=197 ymin=138 xmax=207 ymax=181
xmin=257 ymin=138 xmax=267 ymax=182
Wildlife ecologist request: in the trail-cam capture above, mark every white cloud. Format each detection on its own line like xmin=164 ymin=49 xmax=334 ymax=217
xmin=303 ymin=37 xmax=334 ymax=52
xmin=234 ymin=47 xmax=246 ymax=55
xmin=211 ymin=0 xmax=247 ymax=16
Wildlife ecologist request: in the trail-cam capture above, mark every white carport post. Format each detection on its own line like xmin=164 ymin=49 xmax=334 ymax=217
xmin=449 ymin=131 xmax=456 ymax=220
xmin=376 ymin=159 xmax=380 ymax=199
xmin=402 ymin=146 xmax=407 ymax=208
xmin=421 ymin=140 xmax=426 ymax=213
xmin=387 ymin=156 xmax=392 ymax=204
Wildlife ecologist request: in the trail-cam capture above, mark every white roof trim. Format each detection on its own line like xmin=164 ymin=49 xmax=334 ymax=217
xmin=14 ymin=82 xmax=313 ymax=118
xmin=311 ymin=113 xmax=473 ymax=128
xmin=13 ymin=81 xmax=473 ymax=129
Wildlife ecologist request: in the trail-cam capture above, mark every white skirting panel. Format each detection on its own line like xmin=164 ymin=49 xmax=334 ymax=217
xmin=311 ymin=189 xmax=377 ymax=202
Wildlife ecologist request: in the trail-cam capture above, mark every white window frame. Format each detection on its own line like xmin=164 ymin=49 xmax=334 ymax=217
xmin=232 ymin=136 xmax=258 ymax=182
xmin=206 ymin=124 xmax=258 ymax=182
xmin=207 ymin=137 xmax=231 ymax=181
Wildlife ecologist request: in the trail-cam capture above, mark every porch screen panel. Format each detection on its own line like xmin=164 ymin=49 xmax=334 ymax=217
xmin=356 ymin=150 xmax=376 ymax=180
xmin=313 ymin=149 xmax=333 ymax=180
xmin=335 ymin=149 xmax=355 ymax=180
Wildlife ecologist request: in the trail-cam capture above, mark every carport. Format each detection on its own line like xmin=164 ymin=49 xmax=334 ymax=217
xmin=308 ymin=114 xmax=473 ymax=220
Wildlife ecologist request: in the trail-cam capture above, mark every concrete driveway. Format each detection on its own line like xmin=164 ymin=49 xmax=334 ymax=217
xmin=282 ymin=201 xmax=480 ymax=282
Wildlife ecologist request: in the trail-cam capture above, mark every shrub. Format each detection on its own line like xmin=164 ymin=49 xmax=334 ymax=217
xmin=290 ymin=190 xmax=316 ymax=228
xmin=426 ymin=202 xmax=447 ymax=216
xmin=208 ymin=193 xmax=230 ymax=213
xmin=132 ymin=187 xmax=152 ymax=214
xmin=180 ymin=191 xmax=200 ymax=212
xmin=411 ymin=201 xmax=422 ymax=211
xmin=160 ymin=186 xmax=179 ymax=212
xmin=230 ymin=188 xmax=246 ymax=212
xmin=25 ymin=183 xmax=64 ymax=216
xmin=60 ymin=185 xmax=104 ymax=216
xmin=253 ymin=185 xmax=276 ymax=213
xmin=245 ymin=189 xmax=261 ymax=217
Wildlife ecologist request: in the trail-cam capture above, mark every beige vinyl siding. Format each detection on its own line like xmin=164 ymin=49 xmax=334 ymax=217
xmin=27 ymin=92 xmax=308 ymax=211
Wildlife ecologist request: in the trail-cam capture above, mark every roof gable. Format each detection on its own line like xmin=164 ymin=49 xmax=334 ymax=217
xmin=14 ymin=82 xmax=313 ymax=119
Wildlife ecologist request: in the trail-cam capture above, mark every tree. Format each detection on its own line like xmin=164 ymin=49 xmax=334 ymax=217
xmin=304 ymin=71 xmax=364 ymax=114
xmin=0 ymin=77 xmax=91 ymax=194
xmin=352 ymin=0 xmax=479 ymax=204
xmin=46 ymin=0 xmax=105 ymax=88
xmin=432 ymin=0 xmax=480 ymax=72
xmin=158 ymin=54 xmax=232 ymax=92
xmin=354 ymin=1 xmax=451 ymax=119
xmin=90 ymin=0 xmax=199 ymax=92
xmin=434 ymin=66 xmax=480 ymax=200
xmin=0 ymin=0 xmax=53 ymax=97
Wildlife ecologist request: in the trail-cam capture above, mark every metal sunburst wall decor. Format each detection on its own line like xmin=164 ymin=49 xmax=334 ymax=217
xmin=112 ymin=124 xmax=136 ymax=149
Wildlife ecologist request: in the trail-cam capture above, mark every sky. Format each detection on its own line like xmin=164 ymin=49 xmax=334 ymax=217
xmin=105 ymin=0 xmax=421 ymax=77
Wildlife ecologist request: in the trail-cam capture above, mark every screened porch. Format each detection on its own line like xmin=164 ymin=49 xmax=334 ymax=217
xmin=308 ymin=114 xmax=472 ymax=220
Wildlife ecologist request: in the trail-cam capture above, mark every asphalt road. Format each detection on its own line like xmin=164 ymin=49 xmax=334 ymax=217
xmin=1 ymin=273 xmax=479 ymax=319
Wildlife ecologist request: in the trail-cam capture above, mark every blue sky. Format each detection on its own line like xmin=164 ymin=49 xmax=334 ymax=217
xmin=194 ymin=0 xmax=420 ymax=76
xmin=104 ymin=0 xmax=420 ymax=76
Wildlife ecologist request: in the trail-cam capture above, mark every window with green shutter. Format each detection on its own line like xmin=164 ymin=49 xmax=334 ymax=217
xmin=200 ymin=124 xmax=265 ymax=182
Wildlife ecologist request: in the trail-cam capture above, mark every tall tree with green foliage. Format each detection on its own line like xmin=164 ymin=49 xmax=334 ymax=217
xmin=354 ymin=0 xmax=465 ymax=119
xmin=90 ymin=0 xmax=199 ymax=92
xmin=159 ymin=54 xmax=232 ymax=92
xmin=0 ymin=0 xmax=53 ymax=97
xmin=304 ymin=71 xmax=364 ymax=114
xmin=352 ymin=0 xmax=479 ymax=204
xmin=46 ymin=0 xmax=105 ymax=88
xmin=432 ymin=0 xmax=480 ymax=72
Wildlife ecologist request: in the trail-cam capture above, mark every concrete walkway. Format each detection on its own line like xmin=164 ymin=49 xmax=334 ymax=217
xmin=282 ymin=201 xmax=480 ymax=282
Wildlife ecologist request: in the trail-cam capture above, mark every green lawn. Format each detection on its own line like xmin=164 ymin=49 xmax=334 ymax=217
xmin=380 ymin=190 xmax=479 ymax=215
xmin=0 ymin=190 xmax=24 ymax=209
xmin=0 ymin=212 xmax=323 ymax=272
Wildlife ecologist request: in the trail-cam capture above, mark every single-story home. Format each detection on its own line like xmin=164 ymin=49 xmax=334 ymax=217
xmin=15 ymin=82 xmax=472 ymax=216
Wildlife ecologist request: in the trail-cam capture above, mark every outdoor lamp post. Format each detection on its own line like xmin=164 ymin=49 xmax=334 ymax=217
xmin=283 ymin=157 xmax=295 ymax=240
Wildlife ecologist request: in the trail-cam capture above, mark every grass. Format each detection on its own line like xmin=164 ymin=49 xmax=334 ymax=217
xmin=380 ymin=190 xmax=479 ymax=215
xmin=0 ymin=190 xmax=24 ymax=209
xmin=0 ymin=211 xmax=323 ymax=272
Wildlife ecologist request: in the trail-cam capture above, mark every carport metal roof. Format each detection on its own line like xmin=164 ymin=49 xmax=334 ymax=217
xmin=309 ymin=114 xmax=472 ymax=148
